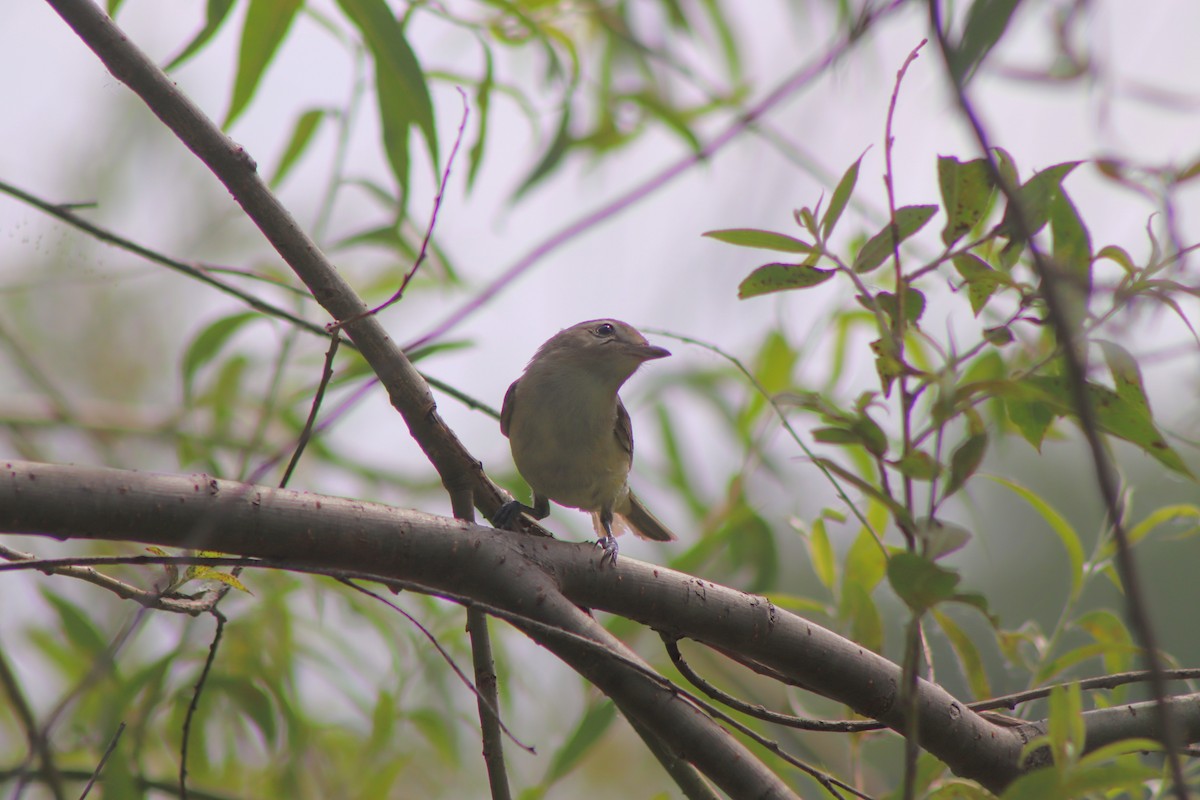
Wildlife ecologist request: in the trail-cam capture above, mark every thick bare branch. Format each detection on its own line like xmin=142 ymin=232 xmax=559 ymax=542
xmin=7 ymin=460 xmax=1196 ymax=792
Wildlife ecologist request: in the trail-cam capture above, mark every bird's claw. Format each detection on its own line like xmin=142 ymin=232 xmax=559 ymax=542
xmin=596 ymin=535 xmax=619 ymax=566
xmin=491 ymin=501 xmax=523 ymax=530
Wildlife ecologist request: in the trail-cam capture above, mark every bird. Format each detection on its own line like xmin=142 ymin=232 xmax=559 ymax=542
xmin=491 ymin=319 xmax=677 ymax=564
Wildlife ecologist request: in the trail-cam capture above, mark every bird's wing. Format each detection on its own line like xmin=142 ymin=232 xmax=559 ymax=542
xmin=614 ymin=398 xmax=634 ymax=459
xmin=499 ymin=379 xmax=519 ymax=438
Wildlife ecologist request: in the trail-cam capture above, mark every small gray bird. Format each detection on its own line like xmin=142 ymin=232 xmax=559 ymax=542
xmin=492 ymin=319 xmax=677 ymax=564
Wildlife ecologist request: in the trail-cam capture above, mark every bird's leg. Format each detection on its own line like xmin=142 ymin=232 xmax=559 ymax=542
xmin=596 ymin=507 xmax=619 ymax=566
xmin=492 ymin=493 xmax=550 ymax=530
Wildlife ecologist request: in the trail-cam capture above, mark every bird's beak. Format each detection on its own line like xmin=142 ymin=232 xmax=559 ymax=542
xmin=636 ymin=344 xmax=671 ymax=361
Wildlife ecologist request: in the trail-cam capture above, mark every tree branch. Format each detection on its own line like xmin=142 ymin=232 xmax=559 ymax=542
xmin=5 ymin=460 xmax=1194 ymax=792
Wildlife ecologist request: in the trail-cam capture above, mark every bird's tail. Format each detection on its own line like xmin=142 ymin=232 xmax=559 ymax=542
xmin=620 ymin=491 xmax=677 ymax=542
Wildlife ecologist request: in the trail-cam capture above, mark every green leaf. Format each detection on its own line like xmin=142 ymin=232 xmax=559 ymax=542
xmin=874 ymin=287 xmax=927 ymax=327
xmin=1095 ymin=244 xmax=1136 ymax=275
xmin=165 ymin=0 xmax=237 ymax=71
xmin=853 ymin=205 xmax=938 ymax=273
xmin=807 ymin=517 xmax=837 ymax=591
xmin=42 ymin=589 xmax=108 ymax=657
xmin=181 ymin=312 xmax=261 ymax=402
xmin=1049 ymin=187 xmax=1093 ymax=331
xmin=917 ymin=517 xmax=972 ymax=560
xmin=843 ymin=524 xmax=887 ymax=592
xmin=996 ymin=161 xmax=1081 ymax=239
xmin=1049 ymin=188 xmax=1092 ymax=286
xmin=514 ymin=105 xmax=571 ymax=201
xmin=952 ymin=252 xmax=1006 ymax=316
xmin=938 ymin=156 xmax=995 ymax=245
xmin=816 ymin=457 xmax=913 ymax=529
xmin=225 ymin=0 xmax=304 ymax=128
xmin=466 ymin=44 xmax=494 ymax=191
xmin=1023 ymin=375 xmax=1192 ymax=477
xmin=545 ymin=701 xmax=616 ymax=784
xmin=854 ymin=412 xmax=888 ymax=457
xmin=1116 ymin=504 xmax=1200 ymax=558
xmin=338 ymin=0 xmax=438 ymax=201
xmin=737 ymin=263 xmax=834 ymax=298
xmin=841 ymin=581 xmax=884 ymax=652
xmin=949 ymin=0 xmax=1024 ymax=82
xmin=888 ymin=552 xmax=960 ymax=613
xmin=932 ymin=608 xmax=991 ymax=699
xmin=704 ymin=228 xmax=814 ymax=253
xmin=943 ymin=432 xmax=988 ymax=498
xmin=1004 ymin=394 xmax=1056 ymax=450
xmin=983 ymin=326 xmax=1014 ymax=346
xmin=1076 ymin=609 xmax=1134 ymax=675
xmin=1047 ymin=682 xmax=1085 ymax=762
xmin=895 ymin=449 xmax=940 ymax=481
xmin=270 ymin=108 xmax=325 ymax=188
xmin=823 ymin=154 xmax=864 ymax=239
xmin=626 ymin=91 xmax=702 ymax=153
xmin=986 ymin=475 xmax=1084 ymax=599
xmin=1097 ymin=341 xmax=1147 ymax=411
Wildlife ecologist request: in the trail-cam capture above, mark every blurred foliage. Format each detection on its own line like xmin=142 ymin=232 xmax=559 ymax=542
xmin=3 ymin=0 xmax=1200 ymax=798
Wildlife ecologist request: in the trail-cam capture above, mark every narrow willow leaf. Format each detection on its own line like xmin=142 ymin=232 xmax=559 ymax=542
xmin=270 ymin=108 xmax=325 ymax=188
xmin=841 ymin=581 xmax=884 ymax=653
xmin=932 ymin=608 xmax=991 ymax=699
xmin=182 ymin=312 xmax=261 ymax=401
xmin=738 ymin=263 xmax=834 ymax=298
xmin=996 ymin=161 xmax=1080 ymax=239
xmin=513 ymin=106 xmax=572 ymax=200
xmin=545 ymin=701 xmax=617 ymax=784
xmin=338 ymin=0 xmax=438 ymax=197
xmin=165 ymin=0 xmax=237 ymax=71
xmin=466 ymin=44 xmax=494 ymax=191
xmin=949 ymin=0 xmax=1024 ymax=83
xmin=704 ymin=228 xmax=813 ymax=253
xmin=853 ymin=205 xmax=938 ymax=273
xmin=226 ymin=0 xmax=304 ymax=128
xmin=823 ymin=154 xmax=864 ymax=239
xmin=986 ymin=475 xmax=1084 ymax=599
xmin=808 ymin=517 xmax=837 ymax=591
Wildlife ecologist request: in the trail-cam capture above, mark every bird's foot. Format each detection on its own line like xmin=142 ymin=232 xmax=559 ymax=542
xmin=596 ymin=535 xmax=619 ymax=566
xmin=491 ymin=500 xmax=525 ymax=530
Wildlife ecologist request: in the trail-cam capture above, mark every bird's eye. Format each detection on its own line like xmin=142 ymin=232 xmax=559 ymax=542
xmin=595 ymin=322 xmax=615 ymax=337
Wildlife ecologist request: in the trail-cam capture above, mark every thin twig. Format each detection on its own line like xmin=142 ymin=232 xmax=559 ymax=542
xmin=179 ymin=611 xmax=225 ymax=800
xmin=79 ymin=722 xmax=125 ymax=799
xmin=273 ymin=333 xmax=341 ymax=488
xmin=338 ymin=579 xmax=535 ymax=755
xmin=882 ymin=41 xmax=927 ymax=800
xmin=0 ymin=180 xmax=325 ymax=339
xmin=649 ymin=329 xmax=885 ymax=549
xmin=663 ymin=635 xmax=880 ymax=732
xmin=330 ymin=87 xmax=470 ymax=330
xmin=0 ymin=648 xmax=66 ymax=800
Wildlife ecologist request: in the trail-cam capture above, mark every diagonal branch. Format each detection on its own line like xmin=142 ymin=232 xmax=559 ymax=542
xmin=40 ymin=0 xmax=509 ymax=525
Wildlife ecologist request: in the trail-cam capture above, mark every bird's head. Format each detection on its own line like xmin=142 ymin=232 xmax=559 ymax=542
xmin=531 ymin=319 xmax=670 ymax=383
